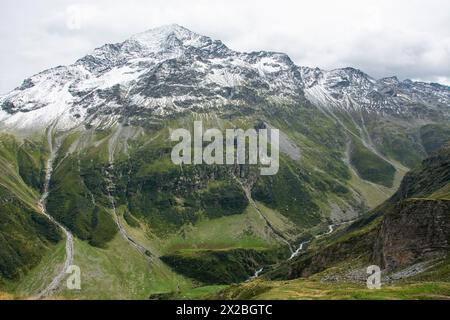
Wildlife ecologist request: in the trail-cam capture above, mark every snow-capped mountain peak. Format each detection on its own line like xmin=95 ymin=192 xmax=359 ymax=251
xmin=0 ymin=25 xmax=448 ymax=133
xmin=131 ymin=24 xmax=206 ymax=50
xmin=76 ymin=24 xmax=229 ymax=73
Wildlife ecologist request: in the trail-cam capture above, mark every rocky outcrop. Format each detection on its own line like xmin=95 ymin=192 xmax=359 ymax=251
xmin=374 ymin=199 xmax=450 ymax=271
xmin=374 ymin=145 xmax=450 ymax=271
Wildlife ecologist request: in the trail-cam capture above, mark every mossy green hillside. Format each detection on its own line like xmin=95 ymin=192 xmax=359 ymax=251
xmin=214 ymin=278 xmax=450 ymax=300
xmin=0 ymin=134 xmax=62 ymax=286
xmin=46 ymin=153 xmax=118 ymax=248
xmin=349 ymin=138 xmax=396 ymax=187
xmin=55 ymin=236 xmax=193 ymax=299
xmin=161 ymin=248 xmax=285 ymax=285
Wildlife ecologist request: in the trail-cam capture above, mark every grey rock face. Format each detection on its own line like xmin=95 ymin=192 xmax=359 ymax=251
xmin=375 ymin=199 xmax=450 ymax=271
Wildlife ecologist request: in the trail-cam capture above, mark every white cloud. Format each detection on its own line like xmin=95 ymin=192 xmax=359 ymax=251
xmin=1 ymin=0 xmax=449 ymax=93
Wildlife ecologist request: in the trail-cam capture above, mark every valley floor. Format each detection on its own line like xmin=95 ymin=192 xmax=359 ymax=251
xmin=211 ymin=279 xmax=450 ymax=300
xmin=3 ymin=280 xmax=450 ymax=300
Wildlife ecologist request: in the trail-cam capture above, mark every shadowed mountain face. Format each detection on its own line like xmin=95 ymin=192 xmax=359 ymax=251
xmin=0 ymin=25 xmax=448 ymax=298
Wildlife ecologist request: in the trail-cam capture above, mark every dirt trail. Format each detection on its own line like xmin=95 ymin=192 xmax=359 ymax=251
xmin=35 ymin=131 xmax=74 ymax=299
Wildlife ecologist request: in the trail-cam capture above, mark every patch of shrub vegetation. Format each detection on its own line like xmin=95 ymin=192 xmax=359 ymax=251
xmin=349 ymin=139 xmax=396 ymax=187
xmin=420 ymin=124 xmax=450 ymax=155
xmin=198 ymin=182 xmax=248 ymax=219
xmin=252 ymin=159 xmax=321 ymax=227
xmin=0 ymin=187 xmax=62 ymax=281
xmin=161 ymin=248 xmax=281 ymax=284
xmin=17 ymin=142 xmax=46 ymax=192
xmin=123 ymin=210 xmax=140 ymax=228
xmin=113 ymin=143 xmax=249 ymax=234
xmin=46 ymin=156 xmax=117 ymax=248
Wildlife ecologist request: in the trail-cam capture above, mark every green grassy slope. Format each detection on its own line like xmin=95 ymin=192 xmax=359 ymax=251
xmin=0 ymin=134 xmax=63 ymax=287
xmin=349 ymin=138 xmax=396 ymax=188
xmin=215 ymin=279 xmax=450 ymax=300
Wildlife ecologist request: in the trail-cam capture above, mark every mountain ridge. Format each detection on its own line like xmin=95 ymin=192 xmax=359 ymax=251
xmin=1 ymin=24 xmax=448 ymax=133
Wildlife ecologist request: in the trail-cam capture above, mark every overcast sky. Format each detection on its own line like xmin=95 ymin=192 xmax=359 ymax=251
xmin=1 ymin=0 xmax=450 ymax=93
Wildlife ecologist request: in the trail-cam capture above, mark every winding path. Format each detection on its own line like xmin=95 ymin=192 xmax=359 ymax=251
xmin=35 ymin=133 xmax=74 ymax=299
